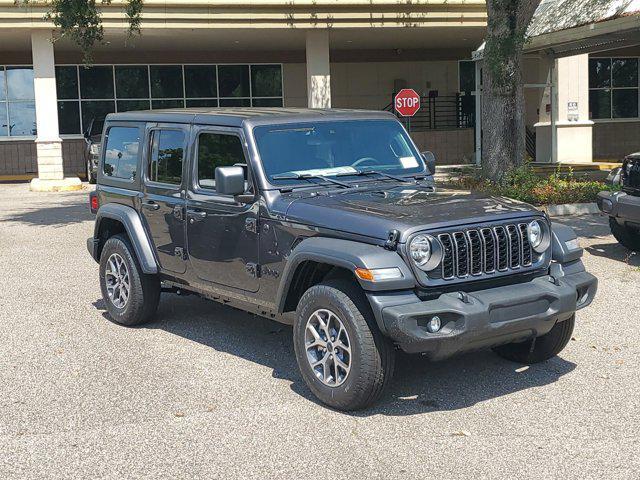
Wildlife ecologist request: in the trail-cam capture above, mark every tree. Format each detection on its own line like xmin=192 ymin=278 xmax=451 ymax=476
xmin=17 ymin=0 xmax=144 ymax=64
xmin=482 ymin=0 xmax=541 ymax=181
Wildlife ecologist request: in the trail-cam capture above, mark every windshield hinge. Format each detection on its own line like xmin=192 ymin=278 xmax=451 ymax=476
xmin=385 ymin=229 xmax=400 ymax=251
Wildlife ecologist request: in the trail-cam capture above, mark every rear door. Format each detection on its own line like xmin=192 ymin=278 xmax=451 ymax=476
xmin=140 ymin=123 xmax=189 ymax=274
xmin=185 ymin=126 xmax=260 ymax=292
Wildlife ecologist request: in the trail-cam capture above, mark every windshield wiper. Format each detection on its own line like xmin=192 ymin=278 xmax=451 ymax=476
xmin=336 ymin=169 xmax=415 ymax=183
xmin=272 ymin=173 xmax=352 ymax=189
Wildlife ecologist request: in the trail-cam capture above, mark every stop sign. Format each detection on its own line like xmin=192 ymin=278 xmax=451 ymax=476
xmin=394 ymin=89 xmax=421 ymax=117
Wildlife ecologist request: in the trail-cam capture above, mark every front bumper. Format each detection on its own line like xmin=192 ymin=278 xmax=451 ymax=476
xmin=369 ymin=269 xmax=597 ymax=358
xmin=597 ymin=191 xmax=640 ymax=225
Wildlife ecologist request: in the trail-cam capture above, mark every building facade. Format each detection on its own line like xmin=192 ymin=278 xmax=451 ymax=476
xmin=0 ymin=0 xmax=639 ymax=185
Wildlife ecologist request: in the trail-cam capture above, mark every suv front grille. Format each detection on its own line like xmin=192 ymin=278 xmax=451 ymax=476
xmin=437 ymin=222 xmax=534 ymax=280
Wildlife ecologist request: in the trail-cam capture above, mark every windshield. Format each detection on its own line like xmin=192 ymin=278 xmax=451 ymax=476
xmin=253 ymin=119 xmax=425 ymax=185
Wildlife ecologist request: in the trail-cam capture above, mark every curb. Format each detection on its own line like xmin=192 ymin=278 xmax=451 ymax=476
xmin=538 ymin=202 xmax=600 ymax=217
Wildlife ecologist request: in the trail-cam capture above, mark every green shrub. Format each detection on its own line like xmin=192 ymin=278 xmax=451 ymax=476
xmin=448 ymin=163 xmax=618 ymax=206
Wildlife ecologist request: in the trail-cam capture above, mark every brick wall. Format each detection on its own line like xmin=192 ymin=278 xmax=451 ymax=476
xmin=409 ymin=128 xmax=475 ymax=165
xmin=0 ymin=138 xmax=85 ymax=178
xmin=593 ymin=122 xmax=640 ymax=161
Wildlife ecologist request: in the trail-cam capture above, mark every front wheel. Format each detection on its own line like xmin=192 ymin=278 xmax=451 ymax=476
xmin=609 ymin=217 xmax=640 ymax=251
xmin=293 ymin=279 xmax=395 ymax=411
xmin=492 ymin=316 xmax=575 ymax=364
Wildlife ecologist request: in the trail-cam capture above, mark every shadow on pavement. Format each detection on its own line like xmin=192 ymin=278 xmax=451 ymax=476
xmin=586 ymin=242 xmax=639 ymax=267
xmin=4 ymin=200 xmax=93 ymax=227
xmin=553 ymin=214 xmax=610 ymax=239
xmin=95 ymin=293 xmax=577 ymax=416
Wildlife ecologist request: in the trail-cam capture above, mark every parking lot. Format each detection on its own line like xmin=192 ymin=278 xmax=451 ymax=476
xmin=0 ymin=182 xmax=638 ymax=479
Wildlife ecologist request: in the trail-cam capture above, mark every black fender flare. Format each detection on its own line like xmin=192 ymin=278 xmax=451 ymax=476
xmin=276 ymin=237 xmax=415 ymax=314
xmin=551 ymin=222 xmax=583 ymax=264
xmin=93 ymin=203 xmax=158 ymax=274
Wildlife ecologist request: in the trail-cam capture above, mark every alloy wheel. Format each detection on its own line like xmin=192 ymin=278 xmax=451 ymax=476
xmin=305 ymin=309 xmax=352 ymax=387
xmin=105 ymin=253 xmax=130 ymax=309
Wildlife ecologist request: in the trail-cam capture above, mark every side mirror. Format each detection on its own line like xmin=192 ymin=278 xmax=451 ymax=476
xmin=215 ymin=166 xmax=246 ymax=196
xmin=421 ymin=151 xmax=436 ymax=175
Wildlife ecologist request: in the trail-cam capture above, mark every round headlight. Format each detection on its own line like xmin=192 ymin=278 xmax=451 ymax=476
xmin=527 ymin=220 xmax=543 ymax=249
xmin=409 ymin=234 xmax=432 ymax=267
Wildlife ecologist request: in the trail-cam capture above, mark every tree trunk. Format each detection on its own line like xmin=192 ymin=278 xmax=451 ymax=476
xmin=482 ymin=0 xmax=541 ymax=181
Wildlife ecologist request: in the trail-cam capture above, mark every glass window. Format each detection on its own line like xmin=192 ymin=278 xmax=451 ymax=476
xmin=185 ymin=65 xmax=217 ymax=98
xmin=252 ymin=98 xmax=283 ymax=107
xmin=612 ymin=89 xmax=639 ymax=118
xmin=197 ymin=133 xmax=246 ymax=190
xmin=251 ymin=65 xmax=282 ymax=97
xmin=57 ymin=101 xmax=81 ymax=134
xmin=55 ymin=66 xmax=79 ymax=100
xmin=219 ymin=98 xmax=250 ymax=107
xmin=152 ymin=99 xmax=184 ymax=109
xmin=79 ymin=66 xmax=114 ymax=99
xmin=149 ymin=129 xmax=185 ymax=185
xmin=186 ymin=99 xmax=218 ymax=108
xmin=115 ymin=66 xmax=149 ymax=99
xmin=612 ymin=58 xmax=638 ymax=88
xmin=82 ymin=101 xmax=115 ymax=133
xmin=103 ymin=126 xmax=140 ymax=180
xmin=589 ymin=89 xmax=611 ymax=119
xmin=458 ymin=60 xmax=476 ymax=93
xmin=150 ymin=65 xmax=183 ymax=98
xmin=589 ymin=59 xmax=611 ymax=89
xmin=117 ymin=100 xmax=150 ymax=112
xmin=0 ymin=103 xmax=7 ymax=136
xmin=7 ymin=67 xmax=35 ymax=100
xmin=253 ymin=120 xmax=426 ymax=185
xmin=218 ymin=65 xmax=250 ymax=97
xmin=7 ymin=102 xmax=36 ymax=136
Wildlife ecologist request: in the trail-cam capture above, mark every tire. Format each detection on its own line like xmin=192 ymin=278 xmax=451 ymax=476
xmin=609 ymin=217 xmax=640 ymax=251
xmin=99 ymin=233 xmax=160 ymax=326
xmin=293 ymin=279 xmax=395 ymax=410
xmin=492 ymin=316 xmax=575 ymax=364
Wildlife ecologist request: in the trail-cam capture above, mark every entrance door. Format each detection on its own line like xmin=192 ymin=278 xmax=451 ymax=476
xmin=140 ymin=123 xmax=189 ymax=274
xmin=186 ymin=128 xmax=259 ymax=292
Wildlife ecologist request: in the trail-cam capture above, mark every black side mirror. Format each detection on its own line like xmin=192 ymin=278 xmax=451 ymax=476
xmin=421 ymin=151 xmax=436 ymax=175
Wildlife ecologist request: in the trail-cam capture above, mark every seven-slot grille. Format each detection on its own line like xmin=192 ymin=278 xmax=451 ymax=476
xmin=436 ymin=222 xmax=535 ymax=280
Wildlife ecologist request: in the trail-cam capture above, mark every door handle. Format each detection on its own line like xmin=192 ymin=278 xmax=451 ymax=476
xmin=142 ymin=201 xmax=160 ymax=211
xmin=187 ymin=209 xmax=207 ymax=223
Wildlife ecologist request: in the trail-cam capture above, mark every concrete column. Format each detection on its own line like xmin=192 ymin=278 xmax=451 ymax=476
xmin=30 ymin=31 xmax=81 ymax=191
xmin=535 ymin=54 xmax=593 ymax=163
xmin=553 ymin=54 xmax=593 ymax=163
xmin=306 ymin=30 xmax=331 ymax=108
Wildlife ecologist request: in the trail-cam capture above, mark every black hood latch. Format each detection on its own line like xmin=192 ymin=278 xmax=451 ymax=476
xmin=384 ymin=229 xmax=400 ymax=251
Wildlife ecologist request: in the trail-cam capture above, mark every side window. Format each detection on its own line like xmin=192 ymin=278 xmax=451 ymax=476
xmin=149 ymin=129 xmax=185 ymax=185
xmin=103 ymin=126 xmax=140 ymax=180
xmin=197 ymin=132 xmax=246 ymax=191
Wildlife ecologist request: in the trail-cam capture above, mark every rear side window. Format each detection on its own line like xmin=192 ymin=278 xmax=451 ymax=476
xmin=103 ymin=126 xmax=140 ymax=180
xmin=149 ymin=129 xmax=185 ymax=185
xmin=197 ymin=133 xmax=246 ymax=190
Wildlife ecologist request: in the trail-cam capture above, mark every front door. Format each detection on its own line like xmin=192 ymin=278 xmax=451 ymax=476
xmin=186 ymin=128 xmax=259 ymax=292
xmin=140 ymin=123 xmax=189 ymax=274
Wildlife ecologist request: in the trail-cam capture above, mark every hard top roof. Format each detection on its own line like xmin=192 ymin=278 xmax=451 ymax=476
xmin=105 ymin=107 xmax=396 ymax=127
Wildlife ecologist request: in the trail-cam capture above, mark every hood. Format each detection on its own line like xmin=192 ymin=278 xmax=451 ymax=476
xmin=283 ymin=185 xmax=540 ymax=241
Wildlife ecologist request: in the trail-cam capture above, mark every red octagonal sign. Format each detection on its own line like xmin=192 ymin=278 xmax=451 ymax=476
xmin=394 ymin=89 xmax=421 ymax=117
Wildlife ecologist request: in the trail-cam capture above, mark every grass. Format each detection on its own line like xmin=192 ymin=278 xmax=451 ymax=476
xmin=447 ymin=163 xmax=619 ymax=206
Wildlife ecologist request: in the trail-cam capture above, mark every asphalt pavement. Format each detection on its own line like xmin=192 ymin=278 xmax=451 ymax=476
xmin=0 ymin=183 xmax=638 ymax=479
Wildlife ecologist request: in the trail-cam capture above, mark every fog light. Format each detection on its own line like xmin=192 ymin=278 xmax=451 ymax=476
xmin=426 ymin=316 xmax=442 ymax=333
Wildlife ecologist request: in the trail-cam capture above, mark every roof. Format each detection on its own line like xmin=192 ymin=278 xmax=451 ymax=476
xmin=106 ymin=107 xmax=395 ymax=127
xmin=527 ymin=0 xmax=640 ymax=38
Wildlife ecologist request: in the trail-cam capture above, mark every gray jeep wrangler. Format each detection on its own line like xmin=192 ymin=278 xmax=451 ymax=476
xmin=87 ymin=108 xmax=597 ymax=410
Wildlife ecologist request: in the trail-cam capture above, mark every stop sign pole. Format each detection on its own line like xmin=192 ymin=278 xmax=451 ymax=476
xmin=394 ymin=89 xmax=421 ymax=117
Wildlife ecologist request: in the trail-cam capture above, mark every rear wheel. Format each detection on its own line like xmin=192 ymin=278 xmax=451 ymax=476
xmin=99 ymin=234 xmax=160 ymax=326
xmin=609 ymin=217 xmax=640 ymax=251
xmin=293 ymin=279 xmax=395 ymax=410
xmin=492 ymin=316 xmax=575 ymax=364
